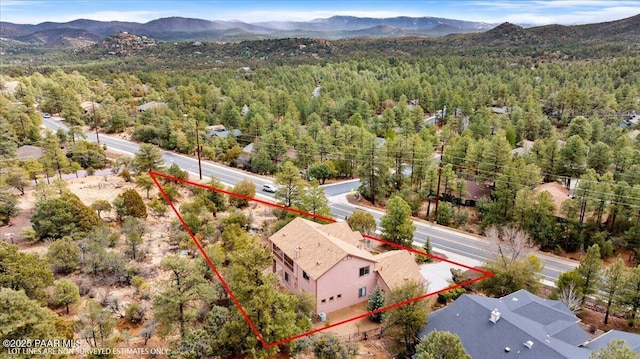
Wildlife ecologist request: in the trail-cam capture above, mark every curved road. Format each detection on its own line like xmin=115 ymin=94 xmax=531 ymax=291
xmin=44 ymin=117 xmax=578 ymax=285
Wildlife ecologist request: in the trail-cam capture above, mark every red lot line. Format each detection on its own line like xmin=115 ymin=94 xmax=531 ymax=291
xmin=149 ymin=170 xmax=493 ymax=349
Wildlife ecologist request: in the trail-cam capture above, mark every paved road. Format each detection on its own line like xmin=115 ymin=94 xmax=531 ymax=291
xmin=43 ymin=117 xmax=578 ymax=284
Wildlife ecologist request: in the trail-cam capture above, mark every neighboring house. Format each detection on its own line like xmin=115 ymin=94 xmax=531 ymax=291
xmin=418 ymin=290 xmax=640 ymax=359
xmin=583 ymin=330 xmax=640 ymax=353
xmin=424 ymin=115 xmax=437 ymax=126
xmin=236 ymin=142 xmax=255 ymax=168
xmin=621 ymin=110 xmax=639 ymax=128
xmin=16 ymin=145 xmax=43 ymax=161
xmin=137 ymin=101 xmax=167 ymax=112
xmin=269 ymin=217 xmax=424 ymax=314
xmin=206 ymin=124 xmax=242 ymax=138
xmin=80 ymin=101 xmax=100 ymax=115
xmin=207 ymin=124 xmax=226 ymax=134
xmin=491 ymin=106 xmax=512 ymax=116
xmin=242 ymin=142 xmax=254 ymax=154
xmin=510 ymin=139 xmax=535 ymax=157
xmin=462 ymin=180 xmax=493 ymax=207
xmin=440 ymin=180 xmax=492 ymax=207
xmin=214 ymin=129 xmax=242 ymax=139
xmin=534 ymin=182 xmax=571 ymax=218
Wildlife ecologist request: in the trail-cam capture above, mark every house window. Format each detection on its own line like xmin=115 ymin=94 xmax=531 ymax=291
xmin=321 ymin=299 xmax=326 ymax=304
xmin=302 ymin=271 xmax=310 ymax=281
xmin=337 ymin=294 xmax=342 ymax=300
xmin=359 ymin=266 xmax=370 ymax=277
xmin=285 ymin=272 xmax=290 ymax=283
xmin=358 ymin=287 xmax=367 ymax=298
xmin=330 ymin=296 xmax=334 ymax=302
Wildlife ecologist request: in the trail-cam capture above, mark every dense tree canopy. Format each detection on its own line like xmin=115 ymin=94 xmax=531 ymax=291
xmin=0 ymin=243 xmax=54 ymax=301
xmin=31 ymin=193 xmax=100 ymax=239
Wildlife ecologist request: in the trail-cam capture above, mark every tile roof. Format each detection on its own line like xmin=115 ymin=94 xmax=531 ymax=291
xmin=375 ymin=250 xmax=425 ymax=290
xmin=270 ymin=217 xmax=374 ymax=280
xmin=270 ymin=218 xmax=426 ymax=293
xmin=321 ymin=221 xmax=363 ymax=247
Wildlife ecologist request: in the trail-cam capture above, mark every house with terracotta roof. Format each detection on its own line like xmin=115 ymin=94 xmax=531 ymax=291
xmin=269 ymin=217 xmax=425 ymax=314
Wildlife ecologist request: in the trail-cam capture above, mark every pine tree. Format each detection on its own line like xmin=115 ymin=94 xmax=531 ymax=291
xmin=416 ymin=330 xmax=470 ymax=359
xmin=380 ymin=195 xmax=416 ymax=247
xmin=367 ymin=285 xmax=386 ymax=323
xmin=423 ymin=237 xmax=433 ymax=263
xmin=53 ymin=279 xmax=80 ymax=314
xmin=599 ymin=258 xmax=627 ymax=325
xmin=578 ymin=244 xmax=603 ymax=306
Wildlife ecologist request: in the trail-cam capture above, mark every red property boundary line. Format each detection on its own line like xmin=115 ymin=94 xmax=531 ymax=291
xmin=149 ymin=170 xmax=493 ymax=349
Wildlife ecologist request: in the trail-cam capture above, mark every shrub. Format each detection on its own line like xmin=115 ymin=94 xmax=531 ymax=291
xmin=125 ymin=302 xmax=145 ymax=323
xmin=114 ymin=189 xmax=147 ymax=220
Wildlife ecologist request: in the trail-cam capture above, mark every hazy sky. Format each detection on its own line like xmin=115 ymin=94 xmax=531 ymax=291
xmin=2 ymin=0 xmax=639 ymax=26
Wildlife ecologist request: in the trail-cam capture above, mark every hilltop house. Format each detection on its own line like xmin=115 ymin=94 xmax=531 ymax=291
xmin=419 ymin=289 xmax=640 ymax=359
xmin=269 ymin=217 xmax=425 ymax=314
xmin=137 ymin=101 xmax=167 ymax=112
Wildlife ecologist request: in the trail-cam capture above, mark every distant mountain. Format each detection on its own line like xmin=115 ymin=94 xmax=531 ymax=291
xmin=16 ymin=28 xmax=102 ymax=46
xmin=1 ymin=13 xmax=638 ymax=52
xmin=459 ymin=13 xmax=640 ymax=47
xmin=0 ymin=15 xmax=494 ymax=49
xmin=256 ymin=15 xmax=492 ymax=32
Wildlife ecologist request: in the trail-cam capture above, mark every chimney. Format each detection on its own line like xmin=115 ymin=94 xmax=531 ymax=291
xmin=490 ymin=308 xmax=501 ymax=323
xmin=294 ymin=247 xmax=301 ymax=259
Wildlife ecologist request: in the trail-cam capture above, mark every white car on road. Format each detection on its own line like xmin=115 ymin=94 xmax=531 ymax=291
xmin=262 ymin=184 xmax=277 ymax=193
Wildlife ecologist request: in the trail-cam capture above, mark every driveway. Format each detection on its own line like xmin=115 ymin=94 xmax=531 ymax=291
xmin=419 ymin=249 xmax=483 ymax=293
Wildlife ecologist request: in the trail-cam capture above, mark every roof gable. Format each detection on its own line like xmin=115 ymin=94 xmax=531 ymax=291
xmin=270 ymin=218 xmax=374 ymax=279
xmin=375 ymin=250 xmax=425 ymax=290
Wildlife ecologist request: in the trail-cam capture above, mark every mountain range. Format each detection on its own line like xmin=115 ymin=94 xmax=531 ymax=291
xmin=0 ymin=15 xmax=494 ymax=48
xmin=1 ymin=14 xmax=639 ymax=53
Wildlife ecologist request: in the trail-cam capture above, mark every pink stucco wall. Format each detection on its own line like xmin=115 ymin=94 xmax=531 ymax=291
xmin=272 ymin=247 xmax=379 ymax=313
xmin=315 ymin=256 xmax=378 ymax=314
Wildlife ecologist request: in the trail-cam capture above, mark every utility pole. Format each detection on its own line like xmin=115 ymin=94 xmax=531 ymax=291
xmin=433 ymin=142 xmax=444 ymax=222
xmin=433 ymin=104 xmax=447 ymax=222
xmin=370 ymin=138 xmax=376 ymax=205
xmin=92 ymin=101 xmax=100 ymax=145
xmin=195 ymin=117 xmax=202 ymax=180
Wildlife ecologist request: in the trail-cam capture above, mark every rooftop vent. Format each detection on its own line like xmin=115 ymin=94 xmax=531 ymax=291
xmin=523 ymin=340 xmax=534 ymax=349
xmin=490 ymin=308 xmax=501 ymax=323
xmin=505 ymin=347 xmax=510 ymax=353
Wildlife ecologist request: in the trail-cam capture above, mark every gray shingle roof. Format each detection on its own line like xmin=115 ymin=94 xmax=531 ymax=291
xmin=585 ymin=330 xmax=640 ymax=353
xmin=419 ymin=290 xmax=592 ymax=359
